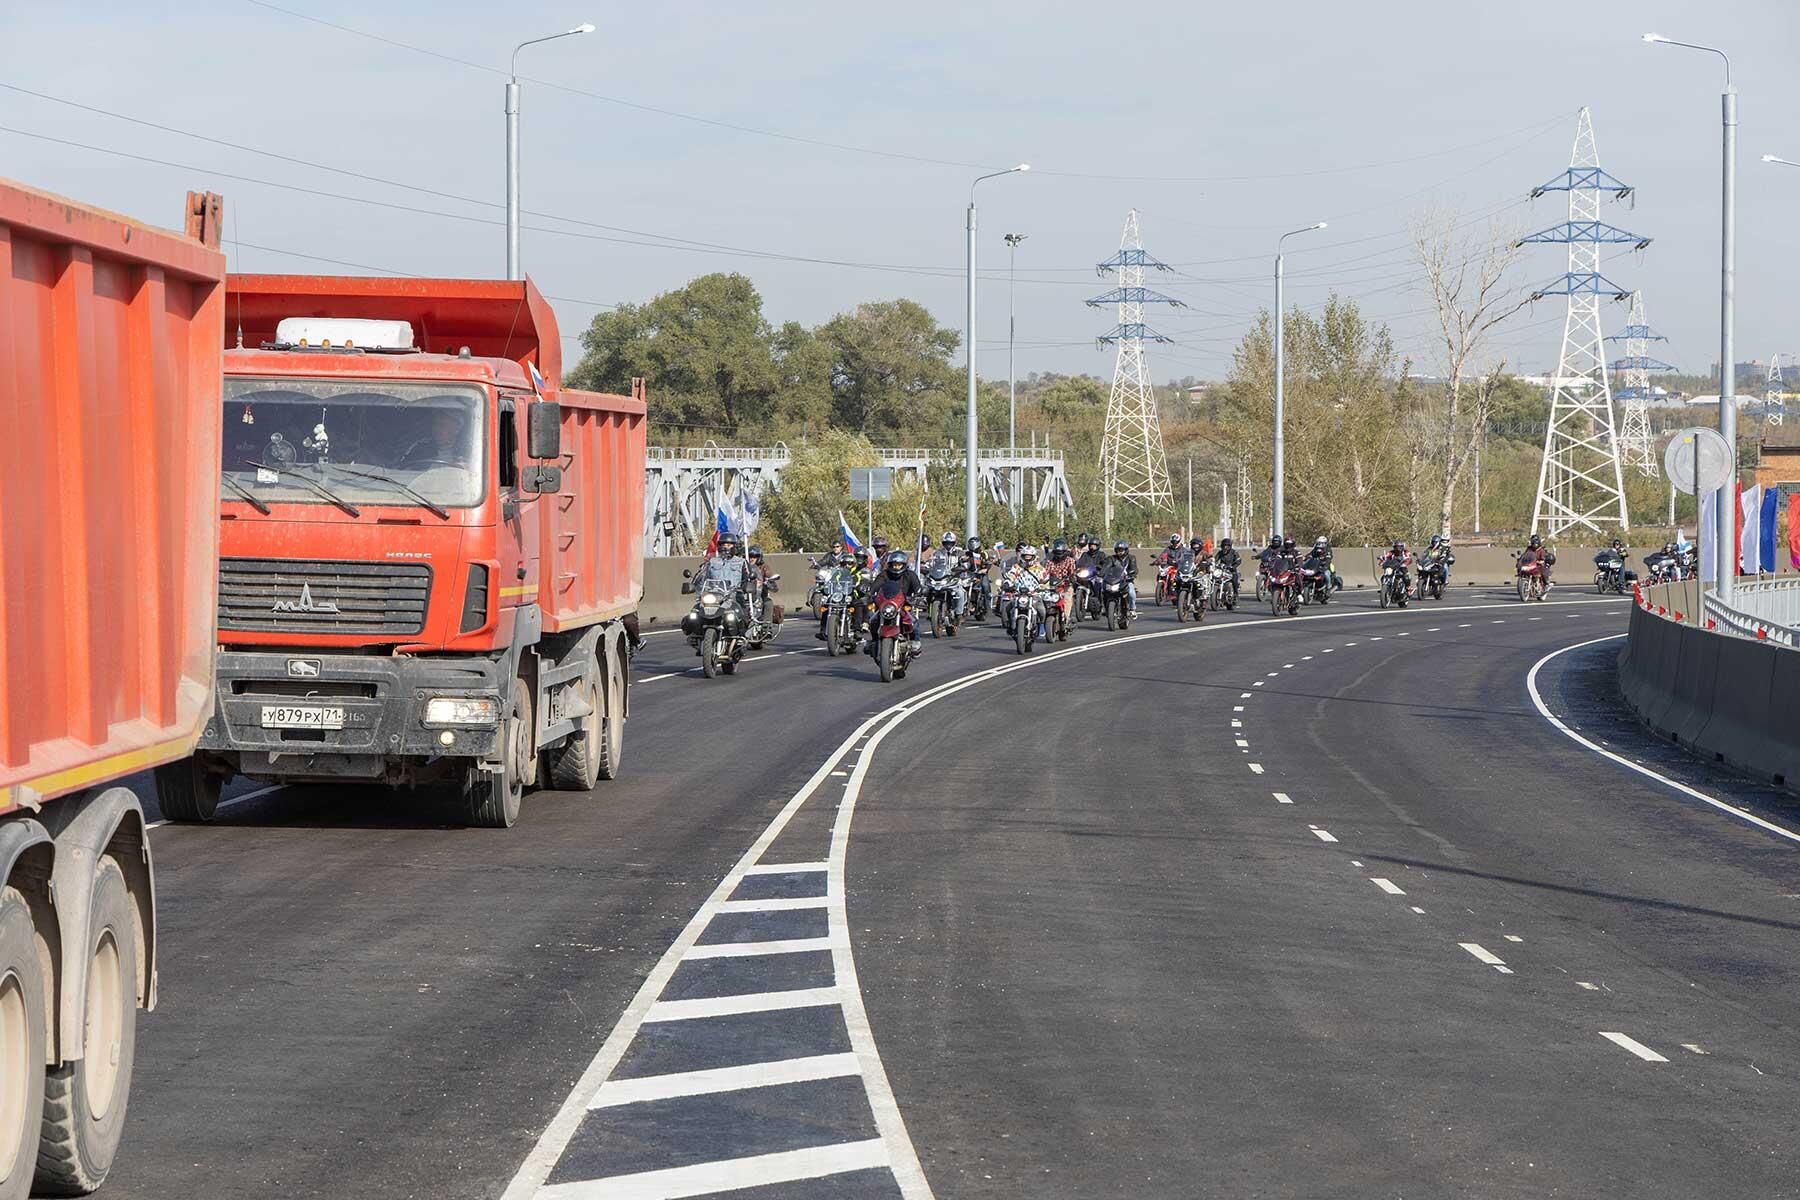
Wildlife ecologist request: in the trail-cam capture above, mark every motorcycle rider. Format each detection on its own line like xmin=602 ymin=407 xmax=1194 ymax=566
xmin=998 ymin=542 xmax=1050 ymax=633
xmin=866 ymin=549 xmax=925 ymax=658
xmin=1044 ymin=536 xmax=1077 ymax=630
xmin=925 ymin=531 xmax=969 ymax=622
xmin=1300 ymin=537 xmax=1334 ymax=598
xmin=1519 ymin=532 xmax=1556 ymax=591
xmin=745 ymin=544 xmax=781 ymax=624
xmin=816 ymin=547 xmax=863 ymax=642
xmin=1109 ymin=540 xmax=1140 ymax=613
xmin=1418 ymin=533 xmax=1455 ymax=590
xmin=1644 ymin=541 xmax=1681 ymax=581
xmin=1380 ymin=538 xmax=1412 ymax=594
xmin=1214 ymin=537 xmax=1242 ymax=591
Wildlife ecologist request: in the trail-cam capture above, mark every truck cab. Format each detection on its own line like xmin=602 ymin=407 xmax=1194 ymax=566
xmin=184 ymin=275 xmax=645 ymax=827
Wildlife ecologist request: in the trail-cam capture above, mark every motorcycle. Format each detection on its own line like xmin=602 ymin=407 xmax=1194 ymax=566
xmin=680 ymin=567 xmax=752 ymax=677
xmin=1377 ymin=560 xmax=1410 ymax=608
xmin=1593 ymin=552 xmax=1633 ymax=595
xmin=968 ymin=561 xmax=992 ymax=621
xmin=1297 ymin=561 xmax=1331 ymax=606
xmin=1645 ymin=555 xmax=1685 ymax=585
xmin=869 ymin=595 xmax=917 ymax=682
xmin=817 ymin=565 xmax=861 ymax=656
xmin=1415 ymin=557 xmax=1447 ymax=601
xmin=1154 ymin=560 xmax=1179 ymax=606
xmin=1044 ymin=579 xmax=1074 ymax=643
xmin=1209 ymin=562 xmax=1239 ymax=611
xmin=1266 ymin=561 xmax=1300 ymax=616
xmin=1513 ymin=553 xmax=1550 ymax=602
xmin=1004 ymin=578 xmax=1049 ymax=655
xmin=1100 ymin=563 xmax=1135 ymax=630
xmin=1174 ymin=557 xmax=1206 ymax=623
xmin=744 ymin=572 xmax=783 ymax=650
xmin=1073 ymin=566 xmax=1102 ymax=623
xmin=922 ymin=558 xmax=965 ymax=638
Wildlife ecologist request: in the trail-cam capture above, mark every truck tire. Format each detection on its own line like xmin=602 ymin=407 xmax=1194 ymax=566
xmin=0 ymin=888 xmax=46 ymax=1200
xmin=544 ymin=675 xmax=601 ymax=793
xmin=35 ymin=859 xmax=136 ymax=1196
xmin=593 ymin=657 xmax=625 ymax=782
xmin=465 ymin=679 xmax=527 ymax=828
xmin=151 ymin=756 xmax=219 ymax=823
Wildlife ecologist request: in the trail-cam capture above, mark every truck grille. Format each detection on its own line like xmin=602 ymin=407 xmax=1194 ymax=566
xmin=218 ymin=559 xmax=432 ymax=636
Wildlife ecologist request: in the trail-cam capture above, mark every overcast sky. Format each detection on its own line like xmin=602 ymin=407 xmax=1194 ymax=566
xmin=5 ymin=1 xmax=1798 ymax=384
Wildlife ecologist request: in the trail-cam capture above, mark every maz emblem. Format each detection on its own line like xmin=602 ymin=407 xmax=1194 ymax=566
xmin=273 ymin=583 xmax=341 ymax=615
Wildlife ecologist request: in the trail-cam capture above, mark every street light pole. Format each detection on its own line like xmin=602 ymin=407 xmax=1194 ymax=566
xmin=1005 ymin=233 xmax=1027 ymax=455
xmin=964 ymin=165 xmax=1029 ymax=542
xmin=1272 ymin=222 xmax=1327 ymax=539
xmin=1646 ymin=33 xmax=1735 ymax=599
xmin=507 ymin=22 xmax=594 ymax=280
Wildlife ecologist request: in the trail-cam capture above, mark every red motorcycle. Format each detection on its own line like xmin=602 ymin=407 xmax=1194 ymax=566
xmin=1514 ymin=552 xmax=1550 ymax=602
xmin=870 ymin=595 xmax=917 ymax=682
xmin=1266 ymin=561 xmax=1300 ymax=616
xmin=1155 ymin=560 xmax=1179 ymax=606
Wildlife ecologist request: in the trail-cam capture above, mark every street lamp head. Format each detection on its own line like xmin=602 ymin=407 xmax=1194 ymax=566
xmin=1014 ymin=163 xmax=1030 ymax=173
xmin=1642 ymin=32 xmax=1668 ymax=43
xmin=1313 ymin=221 xmax=1328 ymax=230
xmin=570 ymin=22 xmax=596 ymax=34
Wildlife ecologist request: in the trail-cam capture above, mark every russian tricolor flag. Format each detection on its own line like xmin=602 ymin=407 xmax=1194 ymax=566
xmin=1738 ymin=483 xmax=1780 ymax=575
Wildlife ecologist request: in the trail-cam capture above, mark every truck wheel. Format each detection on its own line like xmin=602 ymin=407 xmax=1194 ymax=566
xmin=545 ymin=673 xmax=602 ymax=793
xmin=0 ymin=888 xmax=45 ymax=1200
xmin=593 ymin=655 xmax=625 ymax=782
xmin=36 ymin=859 xmax=136 ymax=1196
xmin=151 ymin=756 xmax=219 ymax=824
xmin=465 ymin=679 xmax=527 ymax=828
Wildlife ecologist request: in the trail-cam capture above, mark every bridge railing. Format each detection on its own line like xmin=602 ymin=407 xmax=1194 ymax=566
xmin=1702 ymin=577 xmax=1800 ymax=648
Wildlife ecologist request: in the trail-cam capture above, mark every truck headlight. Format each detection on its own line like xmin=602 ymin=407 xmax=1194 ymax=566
xmin=423 ymin=696 xmax=500 ymax=726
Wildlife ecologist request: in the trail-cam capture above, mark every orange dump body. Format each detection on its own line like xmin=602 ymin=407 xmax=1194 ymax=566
xmin=0 ymin=181 xmax=227 ymax=808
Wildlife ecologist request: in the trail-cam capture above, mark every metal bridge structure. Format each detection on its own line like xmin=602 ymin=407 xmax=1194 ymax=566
xmin=644 ymin=443 xmax=1074 ymax=556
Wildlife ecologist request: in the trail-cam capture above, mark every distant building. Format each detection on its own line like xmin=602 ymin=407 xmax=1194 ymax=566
xmin=1755 ymin=424 xmax=1800 ymax=491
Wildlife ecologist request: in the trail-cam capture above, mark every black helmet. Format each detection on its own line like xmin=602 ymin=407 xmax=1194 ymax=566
xmin=1221 ymin=537 xmax=1233 ymax=549
xmin=1610 ymin=536 xmax=1623 ymax=549
xmin=718 ymin=533 xmax=740 ymax=555
xmin=871 ymin=535 xmax=889 ymax=553
xmin=1428 ymin=534 xmax=1442 ymax=547
xmin=1281 ymin=536 xmax=1296 ymax=551
xmin=1528 ymin=533 xmax=1543 ymax=549
xmin=1168 ymin=534 xmax=1182 ymax=548
xmin=1051 ymin=536 xmax=1070 ymax=560
xmin=1391 ymin=539 xmax=1406 ymax=552
xmin=885 ymin=550 xmax=909 ymax=577
xmin=1268 ymin=534 xmax=1281 ymax=547
xmin=747 ymin=544 xmax=764 ymax=562
xmin=1190 ymin=535 xmax=1205 ymax=549
xmin=968 ymin=536 xmax=983 ymax=551
xmin=838 ymin=549 xmax=859 ymax=566
xmin=1114 ymin=540 xmax=1130 ymax=553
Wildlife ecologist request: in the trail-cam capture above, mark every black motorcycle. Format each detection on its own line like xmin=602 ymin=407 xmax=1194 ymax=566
xmin=1594 ymin=551 xmax=1634 ymax=594
xmin=1073 ymin=565 xmax=1102 ymax=622
xmin=922 ymin=558 xmax=965 ymax=638
xmin=1297 ymin=561 xmax=1332 ymax=606
xmin=1100 ymin=563 xmax=1134 ymax=631
xmin=1173 ymin=556 xmax=1206 ymax=623
xmin=1377 ymin=559 xmax=1410 ymax=609
xmin=680 ymin=566 xmax=751 ymax=677
xmin=817 ymin=564 xmax=861 ymax=655
xmin=969 ymin=564 xmax=992 ymax=622
xmin=1415 ymin=557 xmax=1448 ymax=601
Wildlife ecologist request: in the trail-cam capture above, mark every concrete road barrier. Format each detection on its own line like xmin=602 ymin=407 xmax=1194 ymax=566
xmin=1619 ymin=582 xmax=1799 ymax=793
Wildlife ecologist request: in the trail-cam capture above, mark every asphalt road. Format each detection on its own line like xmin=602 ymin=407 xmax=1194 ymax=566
xmin=99 ymin=583 xmax=1800 ymax=1198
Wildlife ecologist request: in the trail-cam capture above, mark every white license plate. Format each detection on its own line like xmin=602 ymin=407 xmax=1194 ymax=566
xmin=260 ymin=704 xmax=345 ymax=731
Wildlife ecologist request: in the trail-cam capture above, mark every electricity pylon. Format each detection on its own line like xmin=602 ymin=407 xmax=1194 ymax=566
xmin=1605 ymin=291 xmax=1674 ymax=476
xmin=1088 ymin=210 xmax=1181 ymax=532
xmin=1767 ymin=354 xmax=1796 ymax=427
xmin=1521 ymin=107 xmax=1649 ymax=536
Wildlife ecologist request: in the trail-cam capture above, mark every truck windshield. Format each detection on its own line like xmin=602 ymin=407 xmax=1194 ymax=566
xmin=221 ymin=377 xmax=486 ymax=509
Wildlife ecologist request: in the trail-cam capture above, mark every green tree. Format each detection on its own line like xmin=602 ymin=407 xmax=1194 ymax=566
xmin=818 ymin=300 xmax=961 ymax=437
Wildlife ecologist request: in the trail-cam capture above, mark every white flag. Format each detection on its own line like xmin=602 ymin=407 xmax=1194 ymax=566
xmin=1740 ymin=484 xmax=1763 ymax=575
xmin=1699 ymin=489 xmax=1718 ymax=581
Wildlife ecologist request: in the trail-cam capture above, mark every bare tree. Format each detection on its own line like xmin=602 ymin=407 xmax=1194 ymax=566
xmin=1411 ymin=206 xmax=1526 ymax=537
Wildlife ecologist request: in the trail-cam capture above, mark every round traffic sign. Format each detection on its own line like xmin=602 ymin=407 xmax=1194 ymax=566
xmin=1663 ymin=427 xmax=1733 ymax=496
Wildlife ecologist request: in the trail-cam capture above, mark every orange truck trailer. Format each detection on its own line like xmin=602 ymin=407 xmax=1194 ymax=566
xmin=168 ymin=275 xmax=646 ymax=827
xmin=0 ymin=181 xmax=227 ymax=1194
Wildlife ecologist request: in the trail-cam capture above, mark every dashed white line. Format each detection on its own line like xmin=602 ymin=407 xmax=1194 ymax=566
xmin=1253 ymin=681 xmax=1264 ymax=687
xmin=1577 ymin=981 xmax=1599 ymax=991
xmin=1266 ymin=671 xmax=1280 ymax=677
xmin=1309 ymin=826 xmax=1338 ymax=843
xmin=1282 ymin=663 xmax=1295 ymax=668
xmin=1409 ymin=906 xmax=1426 ymax=915
xmin=589 ymin=1052 xmax=862 ymax=1109
xmin=1240 ymin=691 xmax=1252 ymax=698
xmin=1599 ymin=1032 xmax=1668 ymax=1063
xmin=1682 ymin=1043 xmax=1709 ymax=1056
xmin=1231 ymin=719 xmax=1242 ymax=727
xmin=1371 ymin=878 xmax=1406 ymax=895
xmin=1248 ymin=763 xmax=1265 ymax=774
xmin=1235 ymin=738 xmax=1250 ymax=748
xmin=1459 ymin=942 xmax=1504 ymax=965
xmin=1322 ymin=648 xmax=1334 ymax=653
xmin=1233 ymin=705 xmax=1244 ymax=712
xmin=1427 ymin=627 xmax=1441 ymax=632
xmin=1272 ymin=792 xmax=1293 ymax=804
xmin=1503 ymin=934 xmax=1524 ymax=943
xmin=1301 ymin=654 xmax=1314 ymax=660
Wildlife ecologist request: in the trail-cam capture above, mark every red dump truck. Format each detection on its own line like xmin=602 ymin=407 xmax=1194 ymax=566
xmin=0 ymin=181 xmax=227 ymax=1193
xmin=170 ymin=275 xmax=646 ymax=827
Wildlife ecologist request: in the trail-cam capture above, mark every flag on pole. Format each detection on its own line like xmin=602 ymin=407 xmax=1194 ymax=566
xmin=528 ymin=361 xmax=548 ymax=397
xmin=1790 ymin=492 xmax=1800 ymax=570
xmin=1699 ymin=489 xmax=1718 ymax=581
xmin=1760 ymin=484 xmax=1779 ymax=574
xmin=837 ymin=511 xmax=864 ymax=557
xmin=741 ymin=484 xmax=762 ymax=537
xmin=705 ymin=504 xmax=729 ymax=557
xmin=1739 ymin=483 xmax=1758 ymax=575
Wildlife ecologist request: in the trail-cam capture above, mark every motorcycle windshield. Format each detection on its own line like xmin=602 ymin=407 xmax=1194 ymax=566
xmin=697 ymin=559 xmax=747 ymax=592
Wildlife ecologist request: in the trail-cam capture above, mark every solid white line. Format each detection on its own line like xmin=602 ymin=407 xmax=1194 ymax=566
xmin=1526 ymin=635 xmax=1800 ymax=846
xmin=1371 ymin=878 xmax=1405 ymax=895
xmin=589 ymin=1052 xmax=861 ymax=1109
xmin=538 ymin=1139 xmax=890 ymax=1200
xmin=1248 ymin=763 xmax=1264 ymax=774
xmin=1310 ymin=827 xmax=1337 ymax=843
xmin=1272 ymin=792 xmax=1293 ymax=804
xmin=1459 ymin=942 xmax=1505 ymax=966
xmin=684 ymin=936 xmax=843 ymax=960
xmin=645 ymin=986 xmax=843 ymax=1023
xmin=715 ymin=897 xmax=828 ymax=913
xmin=1600 ymin=1031 xmax=1668 ymax=1063
xmin=743 ymin=861 xmax=830 ymax=875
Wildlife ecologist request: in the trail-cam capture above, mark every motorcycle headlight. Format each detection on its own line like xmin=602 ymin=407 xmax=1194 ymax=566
xmin=701 ymin=592 xmax=722 ymax=606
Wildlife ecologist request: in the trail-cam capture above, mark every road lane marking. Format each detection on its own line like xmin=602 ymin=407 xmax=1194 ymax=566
xmin=684 ymin=936 xmax=844 ymax=960
xmin=1322 ymin=647 xmax=1334 ymax=652
xmin=1240 ymin=691 xmax=1253 ymax=698
xmin=1370 ymin=636 xmax=1383 ymax=641
xmin=1253 ymin=681 xmax=1265 ymax=687
xmin=1371 ymin=878 xmax=1405 ymax=895
xmin=1459 ymin=942 xmax=1506 ymax=966
xmin=1266 ymin=671 xmax=1280 ymax=677
xmin=1233 ymin=705 xmax=1244 ymax=712
xmin=589 ymin=1052 xmax=862 ymax=1109
xmin=538 ymin=1140 xmax=890 ymax=1200
xmin=716 ymin=897 xmax=829 ymax=913
xmin=743 ymin=861 xmax=829 ymax=875
xmin=1600 ymin=1032 xmax=1668 ymax=1063
xmin=645 ymin=987 xmax=844 ymax=1023
xmin=1527 ymin=635 xmax=1800 ymax=846
xmin=1309 ymin=826 xmax=1337 ymax=842
xmin=1249 ymin=763 xmax=1265 ymax=774
xmin=1272 ymin=792 xmax=1293 ymax=804
xmin=1682 ymin=1043 xmax=1709 ymax=1055
xmin=1351 ymin=860 xmax=1363 ymax=867
xmin=1410 ymin=906 xmax=1426 ymax=914
xmin=1427 ymin=627 xmax=1441 ymax=632
xmin=1231 ymin=719 xmax=1242 ymax=727
xmin=1504 ymin=934 xmax=1524 ymax=942
xmin=1282 ymin=663 xmax=1295 ymax=668
xmin=1235 ymin=739 xmax=1249 ymax=748
xmin=1577 ymin=982 xmax=1598 ymax=990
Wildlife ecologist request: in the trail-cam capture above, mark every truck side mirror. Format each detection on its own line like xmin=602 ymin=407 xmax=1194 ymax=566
xmin=527 ymin=401 xmax=562 ymax=460
xmin=522 ymin=465 xmax=562 ymax=495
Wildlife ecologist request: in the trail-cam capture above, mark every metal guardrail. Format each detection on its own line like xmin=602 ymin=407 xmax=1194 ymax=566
xmin=1703 ymin=577 xmax=1800 ymax=648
